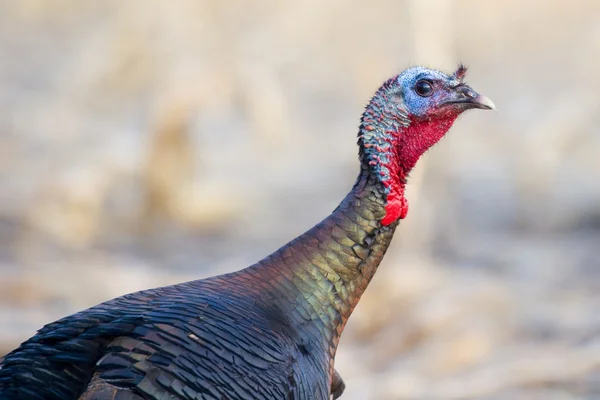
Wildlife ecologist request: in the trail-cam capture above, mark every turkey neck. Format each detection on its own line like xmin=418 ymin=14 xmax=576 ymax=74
xmin=247 ymin=163 xmax=398 ymax=347
xmin=243 ymin=81 xmax=411 ymax=347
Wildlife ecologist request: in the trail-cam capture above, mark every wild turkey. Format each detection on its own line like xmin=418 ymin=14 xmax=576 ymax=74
xmin=0 ymin=65 xmax=494 ymax=400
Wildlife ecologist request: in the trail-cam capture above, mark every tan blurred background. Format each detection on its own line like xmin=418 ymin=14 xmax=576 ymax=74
xmin=1 ymin=1 xmax=599 ymax=398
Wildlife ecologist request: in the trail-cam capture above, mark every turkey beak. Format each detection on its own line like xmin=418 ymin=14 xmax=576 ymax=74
xmin=469 ymin=92 xmax=496 ymax=110
xmin=448 ymin=85 xmax=496 ymax=111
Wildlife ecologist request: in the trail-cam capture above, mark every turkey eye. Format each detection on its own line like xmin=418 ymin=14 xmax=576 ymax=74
xmin=415 ymin=80 xmax=434 ymax=97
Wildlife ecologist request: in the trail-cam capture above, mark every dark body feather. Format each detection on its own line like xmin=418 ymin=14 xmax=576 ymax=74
xmin=0 ymin=169 xmax=397 ymax=400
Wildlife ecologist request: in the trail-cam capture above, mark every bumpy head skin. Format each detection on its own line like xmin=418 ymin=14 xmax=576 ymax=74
xmin=359 ymin=65 xmax=494 ymax=226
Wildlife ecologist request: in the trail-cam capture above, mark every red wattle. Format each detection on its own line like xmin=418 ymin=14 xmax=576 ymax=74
xmin=377 ymin=117 xmax=458 ymax=226
xmin=380 ymin=183 xmax=408 ymax=226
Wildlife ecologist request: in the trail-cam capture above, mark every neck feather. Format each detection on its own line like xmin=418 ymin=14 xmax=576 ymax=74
xmin=247 ymin=167 xmax=396 ymax=339
xmin=241 ymin=167 xmax=397 ymax=387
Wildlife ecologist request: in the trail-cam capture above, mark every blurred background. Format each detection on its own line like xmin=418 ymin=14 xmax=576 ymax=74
xmin=1 ymin=1 xmax=599 ymax=398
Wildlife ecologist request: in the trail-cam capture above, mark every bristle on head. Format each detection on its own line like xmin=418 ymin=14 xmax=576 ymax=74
xmin=453 ymin=63 xmax=468 ymax=82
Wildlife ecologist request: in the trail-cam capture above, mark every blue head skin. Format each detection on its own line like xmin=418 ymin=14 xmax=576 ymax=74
xmin=396 ymin=64 xmax=495 ymax=119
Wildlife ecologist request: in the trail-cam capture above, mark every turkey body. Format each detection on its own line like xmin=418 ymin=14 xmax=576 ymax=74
xmin=7 ymin=278 xmax=330 ymax=400
xmin=0 ymin=66 xmax=493 ymax=399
